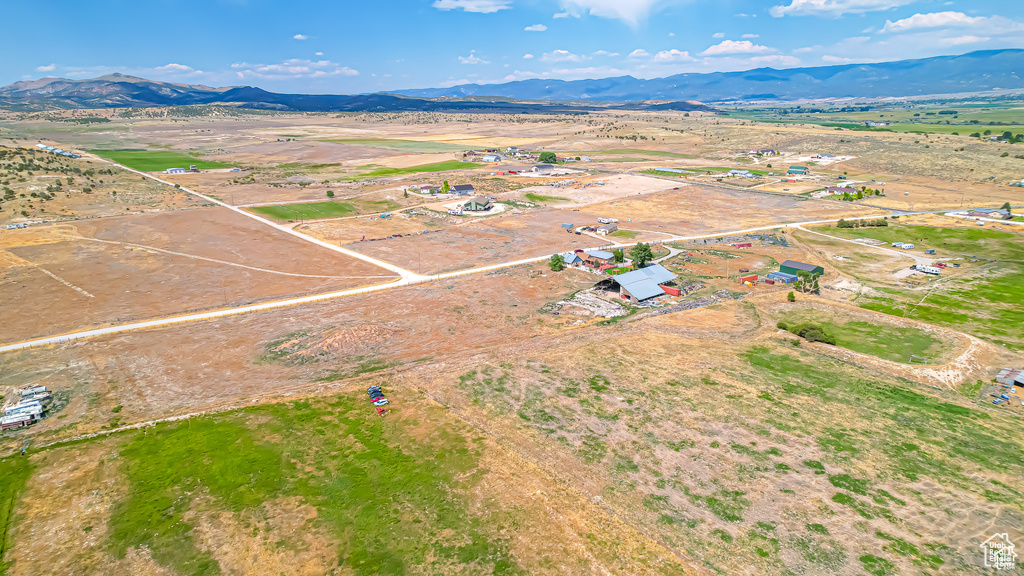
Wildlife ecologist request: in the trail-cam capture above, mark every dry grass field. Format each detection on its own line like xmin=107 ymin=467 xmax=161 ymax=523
xmin=1 ymin=106 xmax=1022 ymax=576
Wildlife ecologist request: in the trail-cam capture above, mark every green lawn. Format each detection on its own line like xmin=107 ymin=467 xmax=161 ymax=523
xmin=249 ymin=201 xmax=358 ymax=220
xmin=89 ymin=149 xmax=231 ymax=172
xmin=321 ymin=139 xmax=470 ymax=153
xmin=779 ymin=310 xmax=952 ymax=363
xmin=524 ymin=192 xmax=569 ymax=203
xmin=609 ymin=230 xmax=639 ymax=239
xmin=338 ymin=160 xmax=481 ymax=182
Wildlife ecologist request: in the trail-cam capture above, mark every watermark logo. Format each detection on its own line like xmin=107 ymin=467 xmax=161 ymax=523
xmin=981 ymin=533 xmax=1017 ymax=571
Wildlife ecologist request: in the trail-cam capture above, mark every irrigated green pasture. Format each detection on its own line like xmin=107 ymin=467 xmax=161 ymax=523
xmin=89 ymin=149 xmax=231 ymax=171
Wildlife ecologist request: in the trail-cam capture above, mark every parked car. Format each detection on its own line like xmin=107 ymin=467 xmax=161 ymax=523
xmin=373 ymin=399 xmax=390 ymax=407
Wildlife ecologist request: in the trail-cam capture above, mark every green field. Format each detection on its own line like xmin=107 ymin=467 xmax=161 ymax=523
xmin=321 ymin=139 xmax=470 ymax=153
xmin=68 ymin=395 xmax=521 ymax=576
xmin=821 ymin=224 xmax=1024 ymax=261
xmin=338 ymin=160 xmax=481 ymax=182
xmin=779 ymin=310 xmax=952 ymax=363
xmin=524 ymin=192 xmax=569 ymax=203
xmin=800 ymin=225 xmax=1024 ymax=349
xmin=0 ymin=458 xmax=32 ymax=576
xmin=89 ymin=149 xmax=231 ymax=171
xmin=729 ymin=101 xmax=1024 ymax=135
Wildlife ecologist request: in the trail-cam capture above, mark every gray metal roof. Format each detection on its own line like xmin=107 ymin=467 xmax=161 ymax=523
xmin=781 ymin=260 xmax=820 ymax=272
xmin=613 ymin=264 xmax=676 ymax=301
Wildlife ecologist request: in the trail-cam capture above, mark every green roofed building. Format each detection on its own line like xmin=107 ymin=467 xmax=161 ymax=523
xmin=780 ymin=259 xmax=824 ymax=276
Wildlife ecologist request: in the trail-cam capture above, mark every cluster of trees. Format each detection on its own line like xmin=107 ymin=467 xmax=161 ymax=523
xmin=971 ymin=130 xmax=1024 ymax=142
xmin=777 ymin=321 xmax=838 ymax=345
xmin=837 ymin=218 xmax=888 ymax=228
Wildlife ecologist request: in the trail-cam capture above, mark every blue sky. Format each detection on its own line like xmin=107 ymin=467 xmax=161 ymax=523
xmin=4 ymin=0 xmax=1023 ymax=93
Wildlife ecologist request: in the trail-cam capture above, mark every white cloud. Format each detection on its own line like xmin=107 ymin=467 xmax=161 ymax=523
xmin=524 ymin=23 xmax=548 ymax=31
xmin=36 ymin=64 xmax=56 ymax=72
xmin=771 ymin=0 xmax=914 ymax=18
xmin=542 ymin=49 xmax=586 ymax=62
xmin=293 ymin=34 xmax=308 ymax=40
xmin=556 ymin=0 xmax=673 ymax=27
xmin=235 ymin=59 xmax=358 ymax=79
xmin=940 ymin=34 xmax=991 ymax=45
xmin=701 ymin=40 xmax=774 ymax=55
xmin=154 ymin=63 xmax=193 ymax=72
xmin=881 ymin=11 xmax=994 ymax=33
xmin=432 ymin=0 xmax=512 ymax=13
xmin=653 ymin=49 xmax=693 ymax=62
xmin=628 ymin=48 xmax=650 ymax=58
xmin=458 ymin=51 xmax=490 ymax=64
xmin=712 ymin=32 xmax=725 ymax=38
xmin=523 ymin=53 xmax=534 ymax=59
xmin=741 ymin=33 xmax=760 ymax=38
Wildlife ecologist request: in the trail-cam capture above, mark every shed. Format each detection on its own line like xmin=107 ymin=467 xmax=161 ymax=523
xmin=780 ymin=260 xmax=824 ymax=276
xmin=996 ymin=368 xmax=1024 ymax=387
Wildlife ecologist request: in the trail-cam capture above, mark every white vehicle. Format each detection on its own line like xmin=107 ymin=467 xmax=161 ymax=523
xmin=901 ymin=243 xmax=914 ymax=250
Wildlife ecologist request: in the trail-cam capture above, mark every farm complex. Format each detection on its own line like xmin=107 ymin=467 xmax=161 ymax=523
xmin=0 ymin=96 xmax=1022 ymax=576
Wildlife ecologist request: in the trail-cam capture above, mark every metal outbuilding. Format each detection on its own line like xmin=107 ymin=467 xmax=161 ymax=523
xmin=611 ymin=264 xmax=677 ymax=303
xmin=780 ymin=260 xmax=824 ymax=276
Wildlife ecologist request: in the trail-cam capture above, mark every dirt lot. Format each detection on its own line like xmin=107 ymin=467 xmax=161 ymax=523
xmin=0 ymin=207 xmax=397 ymax=342
xmin=579 ymin=184 xmax=886 ymax=237
xmin=510 ymin=173 xmax=681 ymax=207
xmin=348 ymin=206 xmax=610 ymax=274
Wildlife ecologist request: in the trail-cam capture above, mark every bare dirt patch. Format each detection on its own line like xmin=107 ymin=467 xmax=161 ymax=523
xmin=0 ymin=207 xmax=397 ymax=342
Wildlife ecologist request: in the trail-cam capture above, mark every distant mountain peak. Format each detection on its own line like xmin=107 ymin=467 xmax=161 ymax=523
xmin=393 ymin=48 xmax=1024 ymax=102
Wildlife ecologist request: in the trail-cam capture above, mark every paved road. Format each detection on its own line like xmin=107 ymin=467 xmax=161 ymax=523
xmin=0 ymin=212 xmax=898 ymax=353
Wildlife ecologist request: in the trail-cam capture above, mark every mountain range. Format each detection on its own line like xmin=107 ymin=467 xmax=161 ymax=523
xmin=1 ymin=49 xmax=1022 ymax=112
xmin=0 ymin=74 xmax=710 ymax=113
xmin=396 ymin=49 xmax=1024 ymax=102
